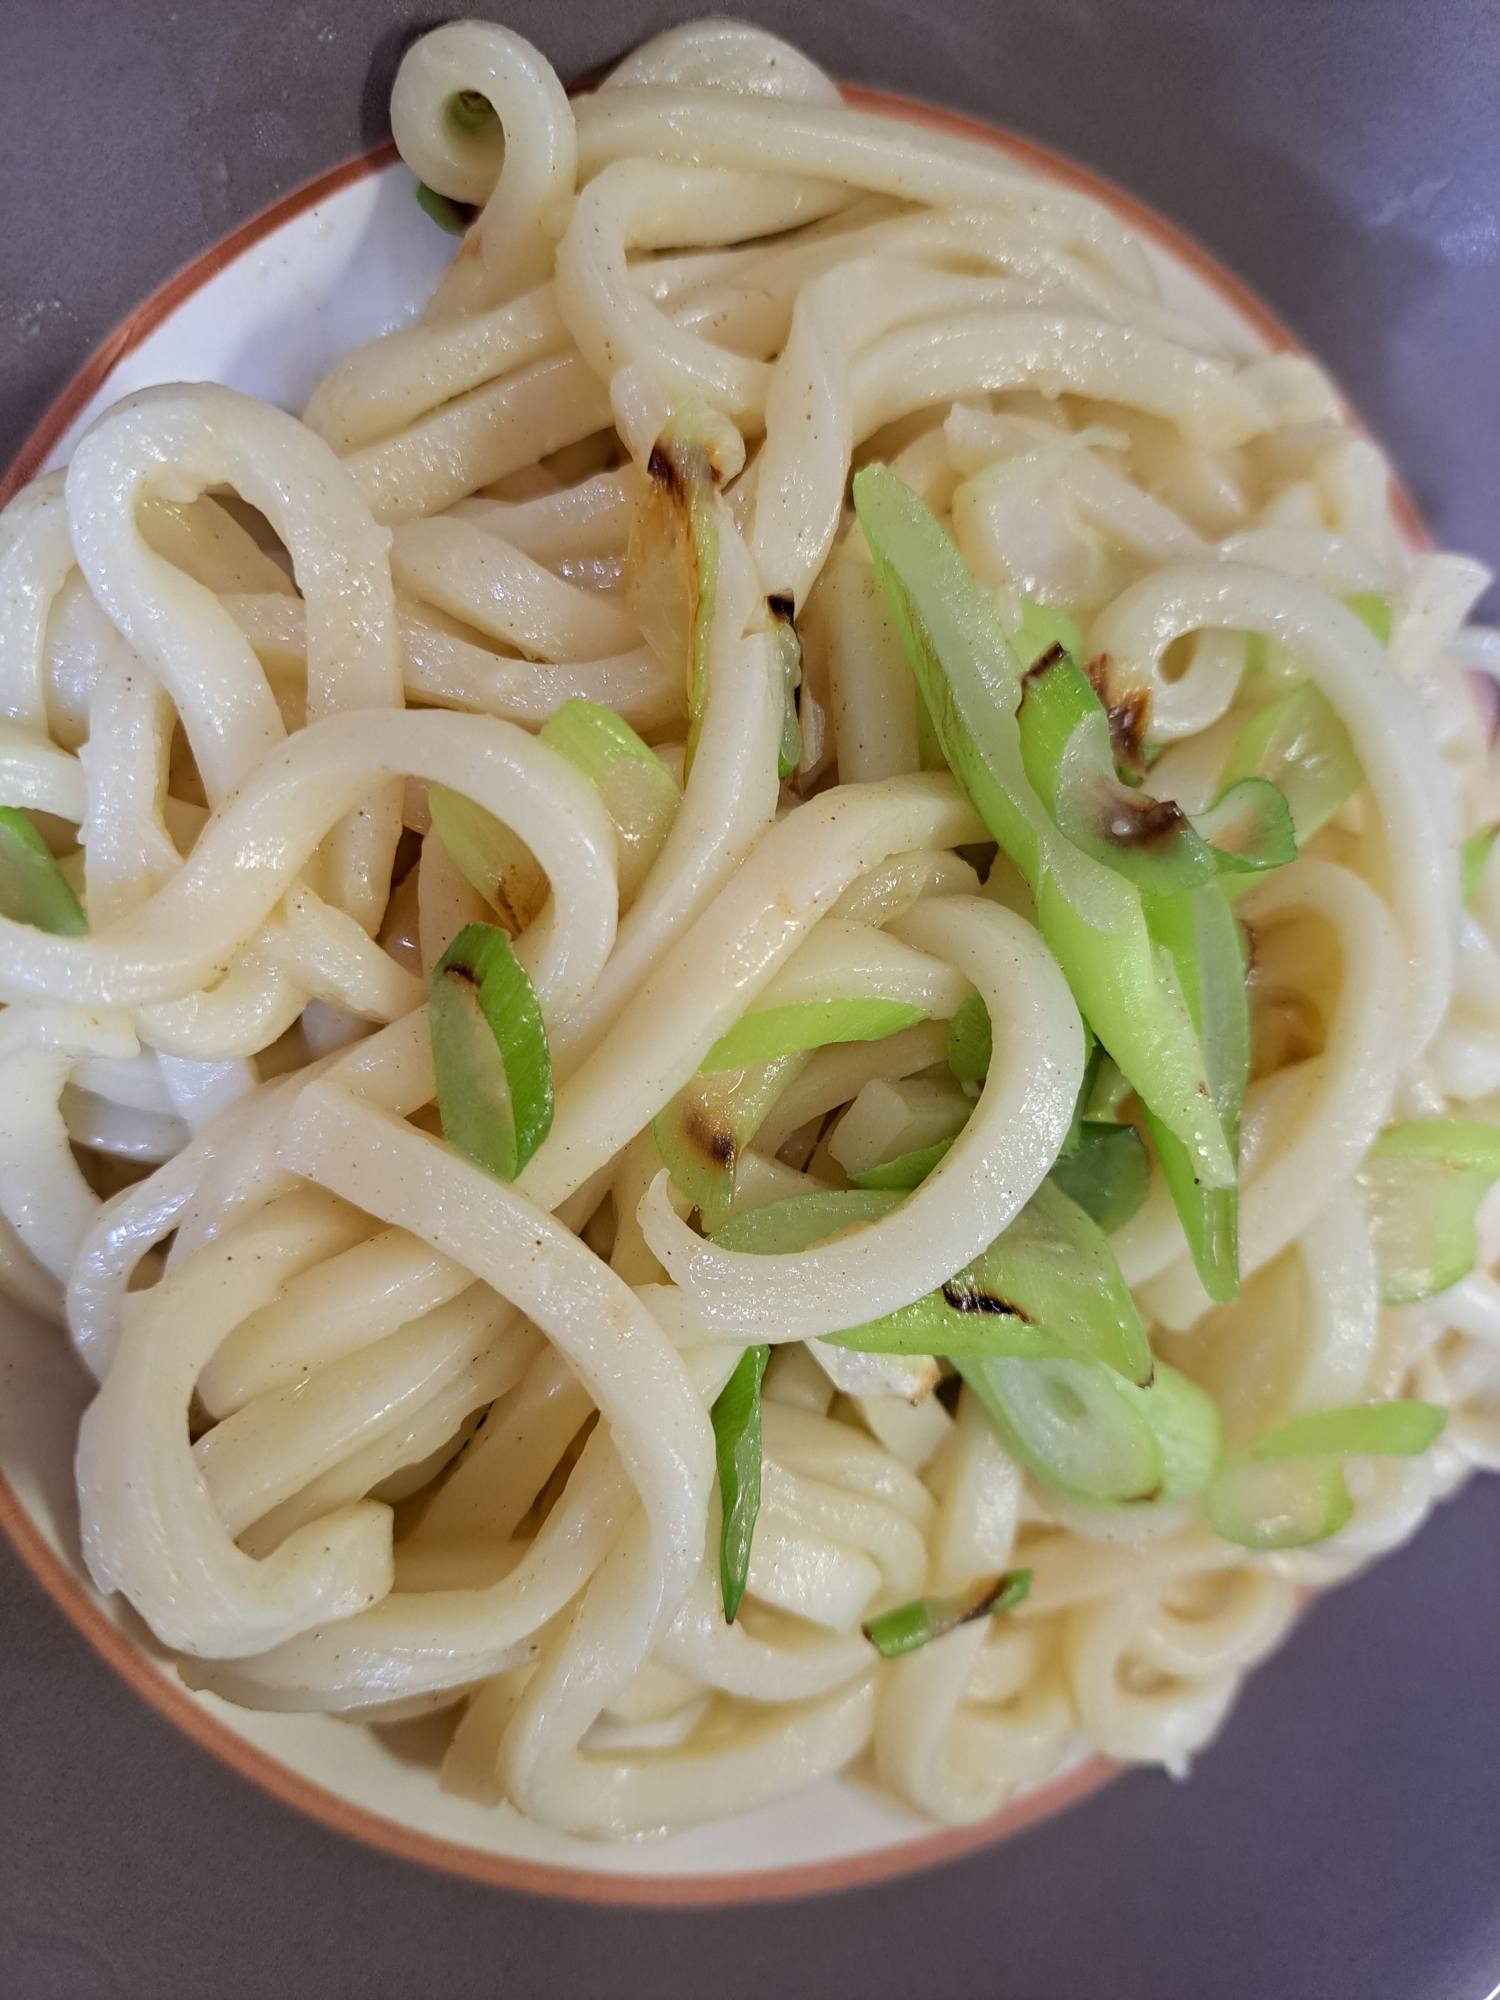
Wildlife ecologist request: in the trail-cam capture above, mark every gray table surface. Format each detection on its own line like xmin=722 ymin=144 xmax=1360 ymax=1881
xmin=2 ymin=4 xmax=1499 ymax=1996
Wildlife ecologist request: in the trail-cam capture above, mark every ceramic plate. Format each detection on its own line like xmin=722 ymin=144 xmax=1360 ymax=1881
xmin=3 ymin=10 xmax=1499 ymax=1992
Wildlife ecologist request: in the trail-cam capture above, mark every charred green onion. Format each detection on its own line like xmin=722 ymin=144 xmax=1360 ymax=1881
xmin=863 ymin=1569 xmax=1032 ymax=1659
xmin=1017 ymin=645 xmax=1292 ymax=892
xmin=653 ymin=1053 xmax=810 ymax=1213
xmin=852 ymin=465 xmax=1235 ymax=1201
xmin=429 ymin=921 xmax=552 ymax=1181
xmin=826 ymin=1179 xmax=1152 ymax=1382
xmin=628 ymin=411 xmax=720 ymax=777
xmin=428 ymin=785 xmax=548 ymax=937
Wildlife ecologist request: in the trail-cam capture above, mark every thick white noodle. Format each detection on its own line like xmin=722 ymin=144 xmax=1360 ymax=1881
xmin=0 ymin=16 xmax=1492 ymax=1843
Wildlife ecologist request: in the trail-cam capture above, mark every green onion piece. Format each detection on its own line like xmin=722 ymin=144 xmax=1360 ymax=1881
xmin=0 ymin=806 xmax=87 ymax=934
xmin=1190 ymin=776 xmax=1297 ymax=874
xmin=1203 ymin=1397 xmax=1443 ymax=1550
xmin=711 ymin=1344 xmax=770 ymax=1623
xmin=628 ymin=412 xmax=720 ymax=779
xmin=1049 ymin=1120 xmax=1150 ymax=1233
xmin=428 ymin=784 xmax=548 ymax=938
xmin=828 ymin=1179 xmax=1151 ymax=1381
xmin=1242 ymin=1400 xmax=1446 ymax=1462
xmin=913 ymin=675 xmax=947 ymax=771
xmin=702 ymin=997 xmax=925 ymax=1074
xmin=852 ymin=465 xmax=1233 ymax=1193
xmin=862 ymin=1569 xmax=1032 ymax=1660
xmin=946 ymin=991 xmax=992 ymax=1082
xmin=415 ymin=181 xmax=475 ymax=235
xmin=958 ymin=1352 xmax=1221 ymax=1508
xmin=1141 ymin=884 xmax=1251 ymax=1303
xmin=1461 ymin=822 xmax=1499 ymax=904
xmin=848 ymin=1137 xmax=955 ymax=1190
xmin=1055 ymin=1028 xmax=1101 ymax=1157
xmin=429 ymin=922 xmax=553 ymax=1181
xmin=1017 ymin=644 xmax=1229 ymax=895
xmin=1083 ymin=1053 xmax=1133 ymax=1122
xmin=653 ymin=1053 xmax=808 ymax=1213
xmin=768 ymin=607 xmax=803 ymax=778
xmin=708 ymin=1189 xmax=902 ymax=1253
xmin=1344 ymin=592 xmax=1392 ymax=646
xmin=1203 ymin=1456 xmax=1354 ymax=1550
xmin=1012 ymin=601 xmax=1085 ymax=672
xmin=1219 ymin=682 xmax=1362 ymax=846
xmin=1356 ymin=1118 xmax=1500 ymax=1304
xmin=446 ymin=88 xmax=499 ymax=134
xmin=538 ymin=698 xmax=679 ymax=906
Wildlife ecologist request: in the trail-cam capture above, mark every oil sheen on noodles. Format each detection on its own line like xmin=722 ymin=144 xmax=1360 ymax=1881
xmin=0 ymin=18 xmax=1496 ymax=1842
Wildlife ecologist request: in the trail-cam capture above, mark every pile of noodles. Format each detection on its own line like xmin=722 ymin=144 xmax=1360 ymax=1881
xmin=0 ymin=18 xmax=1496 ymax=1837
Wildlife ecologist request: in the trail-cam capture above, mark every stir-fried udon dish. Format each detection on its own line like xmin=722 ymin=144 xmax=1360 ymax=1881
xmin=3 ymin=17 xmax=1499 ymax=1843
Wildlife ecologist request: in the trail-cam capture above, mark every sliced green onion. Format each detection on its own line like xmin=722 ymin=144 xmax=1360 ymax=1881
xmin=415 ymin=181 xmax=475 ymax=235
xmin=1083 ymin=1053 xmax=1133 ymax=1122
xmin=702 ymin=997 xmax=925 ymax=1074
xmin=958 ymin=1352 xmax=1220 ymax=1508
xmin=628 ymin=411 xmax=720 ymax=778
xmin=1190 ymin=776 xmax=1297 ymax=874
xmin=653 ymin=1053 xmax=808 ymax=1213
xmin=768 ymin=601 xmax=803 ymax=778
xmin=1012 ymin=601 xmax=1084 ymax=672
xmin=862 ymin=1569 xmax=1031 ymax=1659
xmin=1056 ymin=1027 xmax=1101 ymax=1157
xmin=1219 ymin=682 xmax=1362 ymax=846
xmin=828 ymin=1179 xmax=1151 ymax=1382
xmin=852 ymin=464 xmax=1233 ymax=1193
xmin=1242 ymin=1400 xmax=1446 ymax=1462
xmin=1203 ymin=1398 xmax=1443 ymax=1550
xmin=1356 ymin=1118 xmax=1500 ymax=1304
xmin=1203 ymin=1456 xmax=1353 ymax=1551
xmin=958 ymin=1355 xmax=1150 ymax=1503
xmin=446 ymin=88 xmax=499 ymax=135
xmin=947 ymin=991 xmax=992 ymax=1082
xmin=1461 ymin=822 xmax=1499 ymax=905
xmin=849 ymin=1138 xmax=955 ymax=1190
xmin=1049 ymin=1120 xmax=1150 ymax=1234
xmin=428 ymin=784 xmax=548 ymax=938
xmin=711 ymin=1343 xmax=770 ymax=1623
xmin=429 ymin=922 xmax=553 ymax=1181
xmin=1141 ymin=884 xmax=1251 ymax=1303
xmin=708 ymin=1189 xmax=901 ymax=1254
xmin=832 ymin=1074 xmax=972 ymax=1181
xmin=1018 ymin=644 xmax=1231 ymax=895
xmin=539 ymin=698 xmax=679 ymax=906
xmin=0 ymin=806 xmax=87 ymax=934
xmin=1344 ymin=591 xmax=1392 ymax=646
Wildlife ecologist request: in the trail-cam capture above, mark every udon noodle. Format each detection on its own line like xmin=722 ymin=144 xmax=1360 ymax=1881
xmin=1 ymin=18 xmax=1497 ymax=1839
